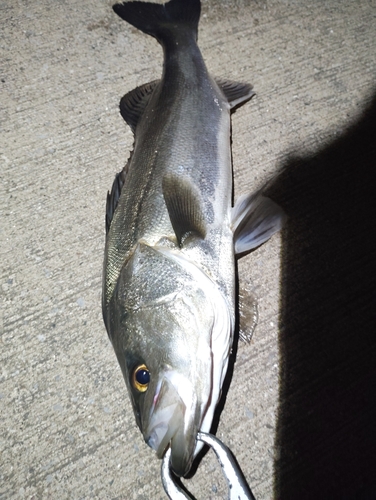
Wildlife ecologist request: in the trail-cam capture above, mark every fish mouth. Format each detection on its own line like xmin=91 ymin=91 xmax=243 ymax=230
xmin=144 ymin=373 xmax=198 ymax=477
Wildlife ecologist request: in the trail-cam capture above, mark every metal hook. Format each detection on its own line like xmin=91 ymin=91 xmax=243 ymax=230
xmin=161 ymin=432 xmax=256 ymax=500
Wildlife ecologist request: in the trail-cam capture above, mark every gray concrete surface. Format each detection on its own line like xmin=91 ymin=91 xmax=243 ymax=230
xmin=1 ymin=0 xmax=376 ymax=498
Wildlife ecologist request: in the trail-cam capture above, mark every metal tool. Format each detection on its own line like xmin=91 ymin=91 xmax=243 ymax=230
xmin=161 ymin=432 xmax=256 ymax=500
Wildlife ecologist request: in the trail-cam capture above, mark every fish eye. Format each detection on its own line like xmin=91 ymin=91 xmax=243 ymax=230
xmin=132 ymin=364 xmax=150 ymax=392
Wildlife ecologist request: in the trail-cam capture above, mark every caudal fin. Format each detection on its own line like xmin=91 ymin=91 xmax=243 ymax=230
xmin=113 ymin=0 xmax=201 ymax=44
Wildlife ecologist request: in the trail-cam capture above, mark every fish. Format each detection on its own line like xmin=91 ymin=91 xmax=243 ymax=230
xmin=102 ymin=0 xmax=285 ymax=478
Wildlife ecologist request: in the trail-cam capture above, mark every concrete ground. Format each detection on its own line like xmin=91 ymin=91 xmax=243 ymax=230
xmin=1 ymin=0 xmax=376 ymax=498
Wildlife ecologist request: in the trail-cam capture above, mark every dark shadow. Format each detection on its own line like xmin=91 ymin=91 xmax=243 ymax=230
xmin=266 ymin=90 xmax=376 ymax=499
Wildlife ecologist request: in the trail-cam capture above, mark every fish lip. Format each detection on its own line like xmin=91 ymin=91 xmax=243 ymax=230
xmin=144 ymin=376 xmax=183 ymax=454
xmin=144 ymin=373 xmax=198 ymax=477
xmin=146 ymin=400 xmax=182 ymax=458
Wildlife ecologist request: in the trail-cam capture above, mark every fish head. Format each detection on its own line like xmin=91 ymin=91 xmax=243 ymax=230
xmin=107 ymin=243 xmax=232 ymax=477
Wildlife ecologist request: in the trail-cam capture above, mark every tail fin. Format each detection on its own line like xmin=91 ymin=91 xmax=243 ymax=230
xmin=113 ymin=0 xmax=201 ymax=44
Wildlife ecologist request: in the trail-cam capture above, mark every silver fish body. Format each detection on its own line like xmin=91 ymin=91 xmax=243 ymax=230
xmin=103 ymin=0 xmax=285 ymax=477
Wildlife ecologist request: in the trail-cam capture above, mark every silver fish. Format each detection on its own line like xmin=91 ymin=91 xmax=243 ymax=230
xmin=103 ymin=0 xmax=285 ymax=478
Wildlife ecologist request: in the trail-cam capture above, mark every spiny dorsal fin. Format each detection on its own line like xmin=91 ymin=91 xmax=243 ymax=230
xmin=105 ymin=154 xmax=132 ymax=234
xmin=215 ymin=78 xmax=255 ymax=110
xmin=162 ymin=173 xmax=207 ymax=247
xmin=232 ymin=191 xmax=287 ymax=255
xmin=119 ymin=80 xmax=159 ymax=133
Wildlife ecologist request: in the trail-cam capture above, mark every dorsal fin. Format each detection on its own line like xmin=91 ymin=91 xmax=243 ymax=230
xmin=119 ymin=80 xmax=159 ymax=133
xmin=105 ymin=154 xmax=132 ymax=234
xmin=215 ymin=78 xmax=255 ymax=110
xmin=162 ymin=173 xmax=207 ymax=247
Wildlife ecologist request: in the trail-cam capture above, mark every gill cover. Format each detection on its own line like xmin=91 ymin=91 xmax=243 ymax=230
xmin=108 ymin=243 xmax=232 ymax=476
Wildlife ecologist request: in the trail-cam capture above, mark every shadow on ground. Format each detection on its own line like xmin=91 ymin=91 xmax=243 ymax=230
xmin=267 ymin=91 xmax=376 ymax=499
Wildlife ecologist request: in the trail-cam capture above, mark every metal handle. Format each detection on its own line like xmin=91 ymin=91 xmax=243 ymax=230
xmin=161 ymin=432 xmax=256 ymax=500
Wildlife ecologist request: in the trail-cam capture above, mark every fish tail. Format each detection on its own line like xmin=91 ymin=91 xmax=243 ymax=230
xmin=113 ymin=0 xmax=201 ymax=45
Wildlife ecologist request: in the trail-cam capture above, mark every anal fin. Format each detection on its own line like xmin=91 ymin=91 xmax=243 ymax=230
xmin=215 ymin=78 xmax=255 ymax=110
xmin=162 ymin=174 xmax=207 ymax=247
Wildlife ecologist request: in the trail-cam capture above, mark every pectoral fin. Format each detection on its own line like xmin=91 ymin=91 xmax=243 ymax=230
xmin=215 ymin=78 xmax=255 ymax=109
xmin=232 ymin=192 xmax=286 ymax=255
xmin=119 ymin=80 xmax=159 ymax=133
xmin=162 ymin=174 xmax=207 ymax=247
